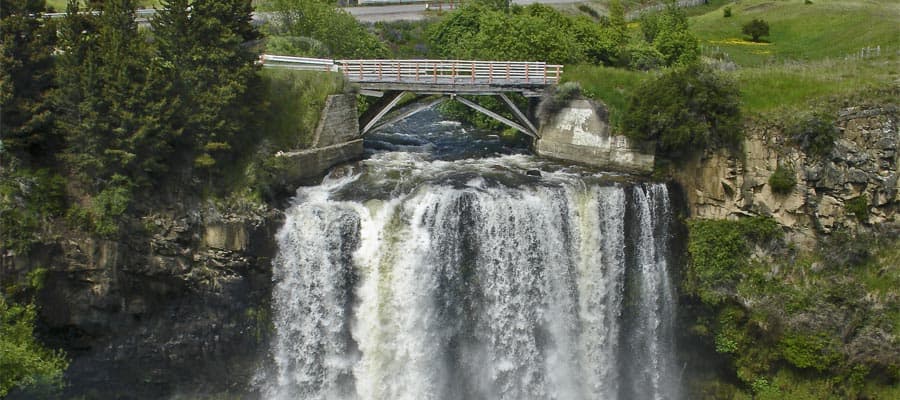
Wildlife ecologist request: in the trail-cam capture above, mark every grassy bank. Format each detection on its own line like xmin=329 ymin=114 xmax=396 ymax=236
xmin=572 ymin=0 xmax=898 ymax=123
xmin=259 ymin=69 xmax=346 ymax=150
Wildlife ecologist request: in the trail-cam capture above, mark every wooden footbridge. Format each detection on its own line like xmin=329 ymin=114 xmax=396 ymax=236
xmin=260 ymin=54 xmax=563 ymax=137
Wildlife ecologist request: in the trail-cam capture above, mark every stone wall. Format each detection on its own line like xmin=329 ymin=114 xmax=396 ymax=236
xmin=273 ymin=93 xmax=365 ymax=189
xmin=534 ymin=98 xmax=654 ymax=173
xmin=673 ymin=105 xmax=898 ymax=243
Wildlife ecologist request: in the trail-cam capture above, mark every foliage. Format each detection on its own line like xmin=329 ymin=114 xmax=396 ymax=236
xmin=429 ymin=3 xmax=620 ymax=65
xmin=686 ymin=216 xmax=781 ymax=305
xmin=0 ymin=168 xmax=66 ymax=252
xmin=622 ymin=64 xmax=742 ymax=157
xmin=638 ymin=1 xmax=700 ymax=67
xmin=373 ymin=20 xmax=436 ymax=58
xmin=768 ymin=165 xmax=797 ymax=195
xmin=55 ymin=0 xmax=175 ymax=188
xmin=687 ymin=222 xmax=900 ymax=398
xmin=742 ymin=18 xmax=770 ymax=42
xmin=787 ymin=112 xmax=839 ymax=158
xmin=844 ymin=195 xmax=869 ymax=222
xmin=780 ymin=333 xmax=840 ymax=371
xmin=723 ymin=6 xmax=732 ymax=18
xmin=152 ymin=0 xmax=263 ymax=175
xmin=0 ymin=0 xmax=58 ymax=163
xmin=67 ymin=174 xmax=133 ymax=237
xmin=264 ymin=0 xmax=387 ymax=59
xmin=0 ymin=270 xmax=69 ymax=397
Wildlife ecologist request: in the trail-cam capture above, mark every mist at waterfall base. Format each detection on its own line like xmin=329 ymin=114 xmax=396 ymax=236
xmin=257 ymin=110 xmax=682 ymax=400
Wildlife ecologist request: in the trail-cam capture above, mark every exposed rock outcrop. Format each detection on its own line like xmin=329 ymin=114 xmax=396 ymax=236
xmin=673 ymin=105 xmax=898 ymax=242
xmin=535 ymin=98 xmax=654 ymax=173
xmin=4 ymin=202 xmax=282 ymax=399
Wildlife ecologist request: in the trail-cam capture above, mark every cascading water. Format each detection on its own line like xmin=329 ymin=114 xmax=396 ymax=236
xmin=259 ymin=111 xmax=680 ymax=400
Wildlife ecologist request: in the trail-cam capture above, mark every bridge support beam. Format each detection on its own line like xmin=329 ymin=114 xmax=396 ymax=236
xmin=452 ymin=95 xmax=537 ymax=138
xmin=370 ymin=95 xmax=448 ymax=133
xmin=497 ymin=93 xmax=539 ymax=137
xmin=361 ymin=91 xmax=407 ymax=135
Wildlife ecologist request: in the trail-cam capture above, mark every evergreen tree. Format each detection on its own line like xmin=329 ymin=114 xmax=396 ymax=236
xmin=151 ymin=0 xmax=261 ymax=172
xmin=56 ymin=0 xmax=174 ymax=188
xmin=0 ymin=0 xmax=57 ymax=163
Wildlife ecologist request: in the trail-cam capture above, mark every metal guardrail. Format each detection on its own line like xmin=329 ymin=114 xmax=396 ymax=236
xmin=260 ymin=55 xmax=563 ymax=86
xmin=44 ymin=9 xmax=158 ymax=19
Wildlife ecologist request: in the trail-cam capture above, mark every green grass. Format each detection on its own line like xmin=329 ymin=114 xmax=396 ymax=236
xmin=259 ymin=68 xmax=346 ymax=150
xmin=691 ymin=0 xmax=899 ymax=67
xmin=561 ymin=64 xmax=649 ymax=128
xmin=733 ymin=56 xmax=898 ymax=114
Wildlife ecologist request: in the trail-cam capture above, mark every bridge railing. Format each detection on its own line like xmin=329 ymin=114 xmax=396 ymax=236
xmin=338 ymin=59 xmax=563 ymax=85
xmin=259 ymin=55 xmax=563 ymax=86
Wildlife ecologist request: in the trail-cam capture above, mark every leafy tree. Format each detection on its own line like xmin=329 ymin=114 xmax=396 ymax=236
xmin=0 ymin=0 xmax=57 ymax=163
xmin=266 ymin=0 xmax=386 ymax=58
xmin=635 ymin=2 xmax=699 ymax=68
xmin=0 ymin=270 xmax=68 ymax=397
xmin=430 ymin=4 xmax=612 ymax=65
xmin=622 ymin=64 xmax=742 ymax=157
xmin=742 ymin=18 xmax=770 ymax=42
xmin=652 ymin=1 xmax=699 ymax=66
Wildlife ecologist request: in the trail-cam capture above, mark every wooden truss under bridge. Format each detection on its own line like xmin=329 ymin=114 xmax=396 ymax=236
xmin=260 ymin=55 xmax=564 ymax=137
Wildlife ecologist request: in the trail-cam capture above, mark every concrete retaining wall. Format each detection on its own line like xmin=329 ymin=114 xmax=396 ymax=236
xmin=534 ymin=99 xmax=654 ymax=173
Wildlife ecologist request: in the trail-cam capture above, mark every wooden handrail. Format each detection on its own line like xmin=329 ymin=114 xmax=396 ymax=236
xmin=259 ymin=55 xmax=564 ymax=86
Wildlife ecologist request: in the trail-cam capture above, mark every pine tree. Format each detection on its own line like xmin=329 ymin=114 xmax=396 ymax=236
xmin=0 ymin=0 xmax=57 ymax=164
xmin=151 ymin=0 xmax=261 ymax=172
xmin=56 ymin=0 xmax=174 ymax=188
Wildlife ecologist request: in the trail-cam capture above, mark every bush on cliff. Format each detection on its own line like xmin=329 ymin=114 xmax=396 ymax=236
xmin=622 ymin=64 xmax=742 ymax=158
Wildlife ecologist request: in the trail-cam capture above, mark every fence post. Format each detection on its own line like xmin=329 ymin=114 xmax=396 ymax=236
xmin=434 ymin=63 xmax=438 ymax=83
xmin=471 ymin=63 xmax=475 ymax=83
xmin=525 ymin=63 xmax=529 ymax=83
xmin=378 ymin=62 xmax=382 ymax=80
xmin=489 ymin=63 xmax=493 ymax=84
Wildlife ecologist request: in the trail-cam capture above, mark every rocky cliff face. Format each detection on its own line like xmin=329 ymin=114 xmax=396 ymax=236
xmin=5 ymin=202 xmax=282 ymax=399
xmin=674 ymin=105 xmax=898 ymax=243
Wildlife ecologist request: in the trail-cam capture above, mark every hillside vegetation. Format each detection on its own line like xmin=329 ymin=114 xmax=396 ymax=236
xmin=570 ymin=0 xmax=898 ymax=118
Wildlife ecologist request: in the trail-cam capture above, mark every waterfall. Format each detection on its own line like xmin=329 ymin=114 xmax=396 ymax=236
xmin=261 ymin=153 xmax=680 ymax=400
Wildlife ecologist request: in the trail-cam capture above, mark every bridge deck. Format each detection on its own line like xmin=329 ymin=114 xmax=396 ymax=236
xmin=261 ymin=55 xmax=562 ymax=94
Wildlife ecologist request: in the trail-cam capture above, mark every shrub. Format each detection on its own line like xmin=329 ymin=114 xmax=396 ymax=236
xmin=623 ymin=42 xmax=665 ymax=70
xmin=780 ymin=333 xmax=841 ymax=371
xmin=622 ymin=64 xmax=742 ymax=157
xmin=788 ymin=113 xmax=840 ymax=158
xmin=845 ymin=195 xmax=869 ymax=222
xmin=723 ymin=7 xmax=732 ymax=18
xmin=768 ymin=165 xmax=797 ymax=195
xmin=1 ymin=276 xmax=69 ymax=397
xmin=742 ymin=19 xmax=770 ymax=42
xmin=577 ymin=4 xmax=600 ymax=19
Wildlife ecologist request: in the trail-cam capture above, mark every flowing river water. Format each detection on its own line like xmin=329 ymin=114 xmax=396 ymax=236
xmin=258 ymin=111 xmax=681 ymax=400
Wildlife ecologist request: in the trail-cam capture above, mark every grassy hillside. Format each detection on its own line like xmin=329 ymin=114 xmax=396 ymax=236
xmin=692 ymin=0 xmax=899 ymax=67
xmin=573 ymin=0 xmax=898 ymax=121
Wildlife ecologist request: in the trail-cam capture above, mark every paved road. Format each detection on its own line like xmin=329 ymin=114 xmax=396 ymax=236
xmin=347 ymin=0 xmax=586 ymax=22
xmin=44 ymin=1 xmax=588 ymax=24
